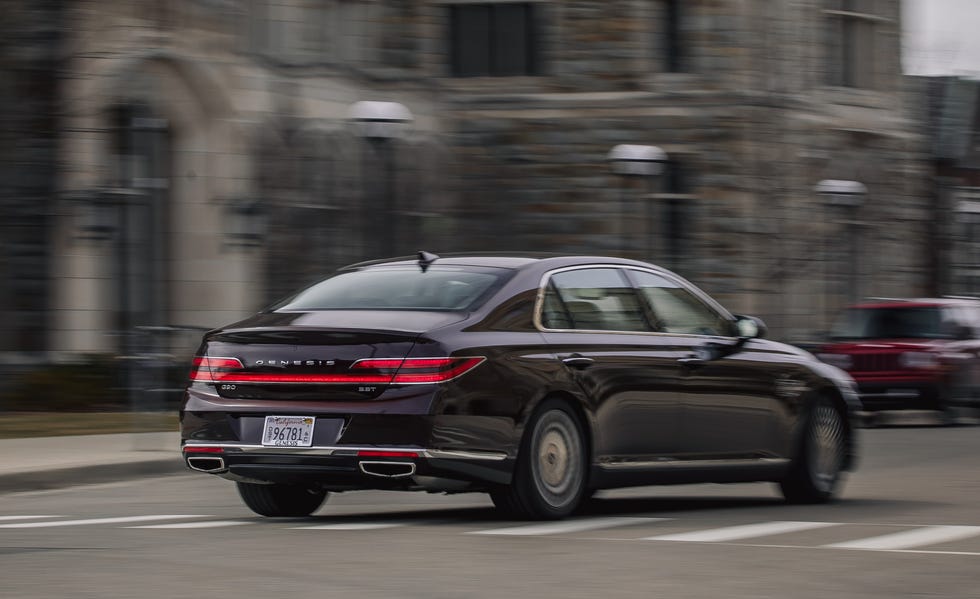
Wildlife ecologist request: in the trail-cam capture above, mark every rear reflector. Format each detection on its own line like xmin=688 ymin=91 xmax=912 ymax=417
xmin=182 ymin=446 xmax=223 ymax=454
xmin=356 ymin=450 xmax=420 ymax=458
xmin=189 ymin=356 xmax=485 ymax=385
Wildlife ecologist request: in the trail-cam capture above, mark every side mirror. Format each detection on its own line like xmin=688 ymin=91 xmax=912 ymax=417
xmin=734 ymin=315 xmax=767 ymax=340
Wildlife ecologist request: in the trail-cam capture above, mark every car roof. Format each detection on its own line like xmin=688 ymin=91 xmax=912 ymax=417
xmin=342 ymin=253 xmax=662 ymax=272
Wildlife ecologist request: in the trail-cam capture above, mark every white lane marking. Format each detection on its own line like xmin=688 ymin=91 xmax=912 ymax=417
xmin=126 ymin=521 xmax=251 ymax=529
xmin=644 ymin=521 xmax=841 ymax=543
xmin=825 ymin=525 xmax=980 ymax=551
xmin=470 ymin=517 xmax=667 ymax=536
xmin=0 ymin=516 xmax=64 ymax=522
xmin=0 ymin=515 xmax=210 ymax=529
xmin=292 ymin=522 xmax=406 ymax=530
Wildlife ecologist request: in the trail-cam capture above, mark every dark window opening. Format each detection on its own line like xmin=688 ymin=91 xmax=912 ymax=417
xmin=664 ymin=0 xmax=682 ymax=73
xmin=450 ymin=3 xmax=538 ymax=77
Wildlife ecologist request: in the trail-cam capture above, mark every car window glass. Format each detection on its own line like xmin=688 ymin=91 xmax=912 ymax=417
xmin=548 ymin=268 xmax=651 ymax=332
xmin=630 ymin=270 xmax=730 ymax=336
xmin=275 ymin=267 xmax=506 ymax=311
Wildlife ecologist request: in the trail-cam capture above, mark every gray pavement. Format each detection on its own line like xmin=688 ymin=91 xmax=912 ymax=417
xmin=0 ymin=431 xmax=185 ymax=493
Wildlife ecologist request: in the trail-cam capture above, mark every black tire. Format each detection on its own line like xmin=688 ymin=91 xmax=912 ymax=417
xmin=779 ymin=396 xmax=847 ymax=504
xmin=236 ymin=482 xmax=328 ymax=517
xmin=490 ymin=400 xmax=587 ymax=520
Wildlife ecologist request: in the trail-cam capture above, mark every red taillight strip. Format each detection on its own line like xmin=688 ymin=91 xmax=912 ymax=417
xmin=190 ymin=356 xmax=486 ymax=385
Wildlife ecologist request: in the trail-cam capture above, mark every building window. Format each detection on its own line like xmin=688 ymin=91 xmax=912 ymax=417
xmin=449 ymin=3 xmax=538 ymax=77
xmin=663 ymin=0 xmax=682 ymax=73
xmin=826 ymin=0 xmax=878 ymax=88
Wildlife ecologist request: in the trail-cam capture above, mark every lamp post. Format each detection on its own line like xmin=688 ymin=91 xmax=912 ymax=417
xmin=348 ymin=101 xmax=413 ymax=258
xmin=816 ymin=179 xmax=867 ymax=314
xmin=607 ymin=144 xmax=667 ymax=257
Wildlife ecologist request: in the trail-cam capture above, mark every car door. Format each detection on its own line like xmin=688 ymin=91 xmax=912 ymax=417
xmin=627 ymin=269 xmax=788 ymax=460
xmin=537 ymin=266 xmax=685 ymax=462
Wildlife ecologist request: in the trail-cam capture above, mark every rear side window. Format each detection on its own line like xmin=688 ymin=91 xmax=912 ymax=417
xmin=544 ymin=268 xmax=652 ymax=332
xmin=275 ymin=266 xmax=508 ymax=311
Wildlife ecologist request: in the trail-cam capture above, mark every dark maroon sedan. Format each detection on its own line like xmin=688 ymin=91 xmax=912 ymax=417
xmin=181 ymin=253 xmax=860 ymax=519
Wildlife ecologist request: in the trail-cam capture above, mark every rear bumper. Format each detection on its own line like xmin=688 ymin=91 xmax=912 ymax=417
xmin=181 ymin=442 xmax=512 ymax=490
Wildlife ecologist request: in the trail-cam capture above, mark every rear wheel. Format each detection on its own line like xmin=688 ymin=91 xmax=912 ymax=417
xmin=779 ymin=396 xmax=846 ymax=504
xmin=491 ymin=400 xmax=587 ymax=520
xmin=236 ymin=482 xmax=328 ymax=517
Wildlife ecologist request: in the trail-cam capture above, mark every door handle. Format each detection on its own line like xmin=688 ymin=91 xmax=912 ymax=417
xmin=561 ymin=355 xmax=595 ymax=369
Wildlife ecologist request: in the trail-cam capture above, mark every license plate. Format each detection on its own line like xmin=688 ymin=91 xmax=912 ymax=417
xmin=262 ymin=416 xmax=315 ymax=447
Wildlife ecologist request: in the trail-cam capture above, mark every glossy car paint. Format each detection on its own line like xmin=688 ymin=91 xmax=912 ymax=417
xmin=181 ymin=255 xmax=860 ymax=496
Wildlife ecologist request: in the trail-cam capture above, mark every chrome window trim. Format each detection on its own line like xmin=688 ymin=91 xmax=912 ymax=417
xmin=533 ymin=263 xmax=736 ymax=338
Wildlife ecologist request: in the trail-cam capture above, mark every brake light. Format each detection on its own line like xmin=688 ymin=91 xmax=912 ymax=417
xmin=190 ymin=356 xmax=485 ymax=385
xmin=352 ymin=357 xmax=486 ymax=384
xmin=189 ymin=357 xmax=245 ymax=382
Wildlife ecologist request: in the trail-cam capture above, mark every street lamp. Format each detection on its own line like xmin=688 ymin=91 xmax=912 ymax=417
xmin=816 ymin=179 xmax=867 ymax=311
xmin=348 ymin=101 xmax=413 ymax=258
xmin=607 ymin=144 xmax=667 ymax=257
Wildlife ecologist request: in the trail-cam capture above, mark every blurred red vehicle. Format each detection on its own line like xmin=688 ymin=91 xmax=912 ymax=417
xmin=816 ymin=297 xmax=980 ymax=422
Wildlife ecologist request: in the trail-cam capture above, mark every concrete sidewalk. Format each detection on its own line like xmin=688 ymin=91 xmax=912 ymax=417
xmin=0 ymin=431 xmax=187 ymax=493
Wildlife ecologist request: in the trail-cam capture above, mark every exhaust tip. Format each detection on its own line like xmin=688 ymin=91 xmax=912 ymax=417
xmin=358 ymin=461 xmax=416 ymax=478
xmin=186 ymin=456 xmax=226 ymax=473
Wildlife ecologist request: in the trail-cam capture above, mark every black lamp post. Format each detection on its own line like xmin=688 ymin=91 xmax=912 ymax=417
xmin=607 ymin=144 xmax=667 ymax=258
xmin=348 ymin=101 xmax=413 ymax=258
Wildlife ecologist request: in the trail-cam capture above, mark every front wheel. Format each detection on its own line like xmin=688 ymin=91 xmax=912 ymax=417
xmin=779 ymin=396 xmax=847 ymax=504
xmin=237 ymin=482 xmax=328 ymax=517
xmin=491 ymin=400 xmax=587 ymax=520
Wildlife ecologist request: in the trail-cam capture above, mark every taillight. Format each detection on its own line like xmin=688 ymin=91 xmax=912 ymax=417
xmin=352 ymin=357 xmax=486 ymax=384
xmin=189 ymin=357 xmax=245 ymax=382
xmin=189 ymin=356 xmax=485 ymax=385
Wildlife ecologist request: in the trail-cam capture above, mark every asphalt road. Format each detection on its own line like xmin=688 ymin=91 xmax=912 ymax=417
xmin=2 ymin=417 xmax=980 ymax=599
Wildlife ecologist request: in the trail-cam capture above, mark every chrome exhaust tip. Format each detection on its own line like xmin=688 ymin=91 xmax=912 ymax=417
xmin=186 ymin=456 xmax=227 ymax=473
xmin=358 ymin=460 xmax=416 ymax=478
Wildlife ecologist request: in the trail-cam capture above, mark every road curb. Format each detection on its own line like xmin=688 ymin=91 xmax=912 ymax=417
xmin=0 ymin=459 xmax=190 ymax=494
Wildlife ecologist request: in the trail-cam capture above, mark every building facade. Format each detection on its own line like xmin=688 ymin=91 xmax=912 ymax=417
xmin=0 ymin=0 xmax=928 ymax=368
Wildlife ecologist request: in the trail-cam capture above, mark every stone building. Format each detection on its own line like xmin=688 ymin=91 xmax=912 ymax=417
xmin=0 ymin=0 xmax=928 ymax=368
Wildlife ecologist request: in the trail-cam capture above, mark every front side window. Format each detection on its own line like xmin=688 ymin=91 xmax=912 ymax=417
xmin=275 ymin=266 xmax=509 ymax=311
xmin=544 ymin=268 xmax=652 ymax=332
xmin=450 ymin=3 xmax=538 ymax=77
xmin=630 ymin=271 xmax=731 ymax=336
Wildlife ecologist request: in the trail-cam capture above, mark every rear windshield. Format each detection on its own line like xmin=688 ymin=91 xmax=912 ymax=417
xmin=829 ymin=306 xmax=950 ymax=340
xmin=273 ymin=266 xmax=510 ymax=311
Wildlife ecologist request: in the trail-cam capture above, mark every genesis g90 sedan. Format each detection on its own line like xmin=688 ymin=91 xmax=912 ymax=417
xmin=181 ymin=253 xmax=860 ymax=519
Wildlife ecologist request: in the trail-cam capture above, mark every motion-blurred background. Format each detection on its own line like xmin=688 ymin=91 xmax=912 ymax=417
xmin=1 ymin=0 xmax=978 ymax=416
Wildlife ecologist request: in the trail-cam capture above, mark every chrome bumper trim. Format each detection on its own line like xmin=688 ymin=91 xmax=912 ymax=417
xmin=182 ymin=442 xmax=508 ymax=461
xmin=598 ymin=457 xmax=789 ymax=471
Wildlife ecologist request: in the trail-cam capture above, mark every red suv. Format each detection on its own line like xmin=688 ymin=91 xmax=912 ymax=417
xmin=817 ymin=298 xmax=980 ymax=420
